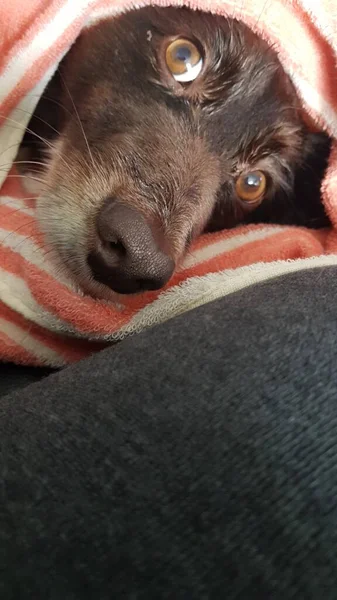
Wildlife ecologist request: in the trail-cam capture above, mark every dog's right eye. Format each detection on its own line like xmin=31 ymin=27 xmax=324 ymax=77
xmin=165 ymin=39 xmax=203 ymax=83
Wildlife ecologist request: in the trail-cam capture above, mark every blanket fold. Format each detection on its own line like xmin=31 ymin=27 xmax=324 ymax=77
xmin=0 ymin=0 xmax=337 ymax=367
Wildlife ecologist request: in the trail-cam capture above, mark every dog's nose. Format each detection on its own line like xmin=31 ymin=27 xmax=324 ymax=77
xmin=88 ymin=200 xmax=175 ymax=294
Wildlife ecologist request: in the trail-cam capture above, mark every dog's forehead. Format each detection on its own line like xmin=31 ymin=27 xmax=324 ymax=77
xmin=82 ymin=9 xmax=240 ymax=71
xmin=80 ymin=10 xmax=280 ymax=103
xmin=68 ymin=7 xmax=296 ymax=166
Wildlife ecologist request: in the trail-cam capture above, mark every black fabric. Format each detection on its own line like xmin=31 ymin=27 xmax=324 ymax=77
xmin=0 ymin=363 xmax=52 ymax=397
xmin=1 ymin=266 xmax=337 ymax=599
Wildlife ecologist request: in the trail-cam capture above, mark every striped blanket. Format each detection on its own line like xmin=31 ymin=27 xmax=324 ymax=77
xmin=1 ymin=0 xmax=337 ymax=367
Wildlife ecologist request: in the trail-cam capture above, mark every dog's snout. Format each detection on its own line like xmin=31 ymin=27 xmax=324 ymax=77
xmin=88 ymin=200 xmax=175 ymax=294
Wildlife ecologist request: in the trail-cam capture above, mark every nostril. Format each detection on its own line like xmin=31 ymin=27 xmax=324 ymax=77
xmin=102 ymin=238 xmax=126 ymax=258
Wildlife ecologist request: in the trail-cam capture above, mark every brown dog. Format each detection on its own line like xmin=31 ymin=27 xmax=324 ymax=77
xmin=19 ymin=7 xmax=331 ymax=296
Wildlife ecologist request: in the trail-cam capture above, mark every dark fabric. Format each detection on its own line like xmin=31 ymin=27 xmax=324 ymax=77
xmin=0 ymin=363 xmax=52 ymax=397
xmin=1 ymin=266 xmax=337 ymax=599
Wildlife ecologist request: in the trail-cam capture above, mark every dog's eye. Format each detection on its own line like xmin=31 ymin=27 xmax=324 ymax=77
xmin=235 ymin=170 xmax=267 ymax=204
xmin=165 ymin=39 xmax=203 ymax=82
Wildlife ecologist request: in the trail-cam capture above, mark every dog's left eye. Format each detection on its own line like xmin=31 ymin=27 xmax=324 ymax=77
xmin=235 ymin=170 xmax=267 ymax=204
xmin=165 ymin=39 xmax=203 ymax=82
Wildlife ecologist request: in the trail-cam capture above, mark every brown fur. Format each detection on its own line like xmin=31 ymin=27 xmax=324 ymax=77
xmin=20 ymin=7 xmax=331 ymax=297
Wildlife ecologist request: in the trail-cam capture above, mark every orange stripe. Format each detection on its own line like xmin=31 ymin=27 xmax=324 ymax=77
xmin=0 ymin=244 xmax=136 ymax=332
xmin=0 ymin=300 xmax=104 ymax=363
xmin=0 ymin=0 xmax=70 ymax=75
xmin=0 ymin=169 xmax=33 ymax=198
xmin=0 ymin=205 xmax=43 ymax=244
xmin=0 ymin=223 xmax=331 ymax=337
xmin=0 ymin=330 xmax=43 ymax=366
xmin=165 ymin=228 xmax=328 ymax=287
xmin=0 ymin=17 xmax=83 ymax=123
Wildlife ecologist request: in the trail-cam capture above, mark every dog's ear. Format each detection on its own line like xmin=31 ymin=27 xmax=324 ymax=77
xmin=290 ymin=131 xmax=331 ymax=228
xmin=301 ymin=130 xmax=332 ymax=163
xmin=263 ymin=131 xmax=332 ymax=228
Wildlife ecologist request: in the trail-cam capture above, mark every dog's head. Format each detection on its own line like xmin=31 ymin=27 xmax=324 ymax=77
xmin=21 ymin=7 xmax=327 ymax=297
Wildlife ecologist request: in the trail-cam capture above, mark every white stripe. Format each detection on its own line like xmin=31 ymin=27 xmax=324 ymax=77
xmin=0 ymin=0 xmax=95 ymax=104
xmin=180 ymin=226 xmax=285 ymax=270
xmin=119 ymin=254 xmax=337 ymax=337
xmin=2 ymin=228 xmax=337 ymax=344
xmin=0 ymin=266 xmax=123 ymax=343
xmin=0 ymin=226 xmax=55 ymax=273
xmin=0 ymin=227 xmax=77 ymax=288
xmin=0 ymin=317 xmax=66 ymax=366
xmin=1 ymin=250 xmax=337 ymax=348
xmin=0 ymin=68 xmax=55 ymax=189
xmin=0 ymin=224 xmax=290 ymax=337
xmin=0 ymin=267 xmax=80 ymax=335
xmin=0 ymin=196 xmax=35 ymax=216
xmin=87 ymin=4 xmax=123 ymax=24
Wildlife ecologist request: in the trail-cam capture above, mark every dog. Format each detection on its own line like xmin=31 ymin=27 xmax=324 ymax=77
xmin=19 ymin=6 xmax=331 ymax=297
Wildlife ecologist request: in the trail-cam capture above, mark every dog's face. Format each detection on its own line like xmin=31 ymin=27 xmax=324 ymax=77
xmin=21 ymin=7 xmax=329 ymax=297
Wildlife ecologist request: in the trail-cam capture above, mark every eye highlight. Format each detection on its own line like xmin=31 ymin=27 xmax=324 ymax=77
xmin=165 ymin=39 xmax=203 ymax=83
xmin=235 ymin=170 xmax=267 ymax=204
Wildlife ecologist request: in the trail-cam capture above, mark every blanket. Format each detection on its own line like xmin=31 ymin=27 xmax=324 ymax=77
xmin=0 ymin=0 xmax=337 ymax=367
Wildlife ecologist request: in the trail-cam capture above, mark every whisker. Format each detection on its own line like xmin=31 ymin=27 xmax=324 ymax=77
xmin=0 ymin=160 xmax=48 ymax=171
xmin=16 ymin=92 xmax=74 ymax=118
xmin=1 ymin=172 xmax=78 ymax=199
xmin=0 ymin=196 xmax=38 ymax=204
xmin=0 ymin=114 xmax=68 ymax=168
xmin=57 ymin=70 xmax=96 ymax=169
xmin=0 ymin=202 xmax=38 ymax=221
xmin=2 ymin=173 xmax=48 ymax=186
xmin=0 ymin=141 xmax=27 ymax=163
xmin=13 ymin=104 xmax=69 ymax=137
xmin=0 ymin=219 xmax=41 ymax=249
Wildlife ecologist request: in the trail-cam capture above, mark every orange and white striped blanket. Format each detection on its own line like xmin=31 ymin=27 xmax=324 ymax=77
xmin=1 ymin=0 xmax=337 ymax=367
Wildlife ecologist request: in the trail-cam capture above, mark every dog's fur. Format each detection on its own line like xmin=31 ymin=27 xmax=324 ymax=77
xmin=19 ymin=7 xmax=331 ymax=297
